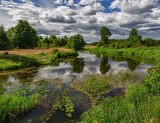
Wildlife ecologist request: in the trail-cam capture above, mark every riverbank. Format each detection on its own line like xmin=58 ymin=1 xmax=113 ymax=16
xmin=86 ymin=47 xmax=160 ymax=65
xmin=79 ymin=71 xmax=160 ymax=123
xmin=0 ymin=48 xmax=77 ymax=71
xmin=78 ymin=46 xmax=160 ymax=123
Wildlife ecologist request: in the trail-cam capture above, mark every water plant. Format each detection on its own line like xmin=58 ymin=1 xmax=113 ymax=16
xmin=41 ymin=88 xmax=74 ymax=123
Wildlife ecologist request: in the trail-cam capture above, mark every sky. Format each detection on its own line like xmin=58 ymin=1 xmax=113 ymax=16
xmin=0 ymin=0 xmax=160 ymax=42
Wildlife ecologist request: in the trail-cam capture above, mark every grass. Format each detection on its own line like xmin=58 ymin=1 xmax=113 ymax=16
xmin=71 ymin=71 xmax=141 ymax=106
xmin=0 ymin=93 xmax=40 ymax=123
xmin=0 ymin=54 xmax=41 ymax=71
xmin=86 ymin=46 xmax=160 ymax=65
xmin=79 ymin=71 xmax=160 ymax=123
xmin=52 ymin=48 xmax=78 ymax=60
xmin=0 ymin=48 xmax=77 ymax=71
xmin=80 ymin=95 xmax=160 ymax=123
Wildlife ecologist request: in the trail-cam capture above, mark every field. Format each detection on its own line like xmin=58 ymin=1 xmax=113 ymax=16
xmin=0 ymin=48 xmax=71 ymax=56
xmin=0 ymin=48 xmax=75 ymax=71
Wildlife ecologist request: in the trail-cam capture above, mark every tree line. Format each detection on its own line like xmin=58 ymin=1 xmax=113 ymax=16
xmin=0 ymin=20 xmax=85 ymax=50
xmin=97 ymin=26 xmax=160 ymax=48
xmin=1 ymin=20 xmax=160 ymax=50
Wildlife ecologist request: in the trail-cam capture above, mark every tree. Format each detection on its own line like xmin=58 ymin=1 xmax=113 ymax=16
xmin=129 ymin=28 xmax=138 ymax=37
xmin=128 ymin=28 xmax=142 ymax=47
xmin=6 ymin=27 xmax=17 ymax=49
xmin=67 ymin=34 xmax=85 ymax=50
xmin=0 ymin=25 xmax=9 ymax=50
xmin=60 ymin=36 xmax=68 ymax=46
xmin=7 ymin=20 xmax=38 ymax=49
xmin=143 ymin=38 xmax=155 ymax=47
xmin=49 ymin=35 xmax=57 ymax=47
xmin=99 ymin=26 xmax=112 ymax=46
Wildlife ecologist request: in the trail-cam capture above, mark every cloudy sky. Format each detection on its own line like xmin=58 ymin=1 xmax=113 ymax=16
xmin=0 ymin=0 xmax=160 ymax=42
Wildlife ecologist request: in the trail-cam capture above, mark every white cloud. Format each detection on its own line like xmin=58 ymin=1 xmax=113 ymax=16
xmin=0 ymin=0 xmax=160 ymax=42
xmin=110 ymin=0 xmax=159 ymax=14
xmin=79 ymin=0 xmax=95 ymax=6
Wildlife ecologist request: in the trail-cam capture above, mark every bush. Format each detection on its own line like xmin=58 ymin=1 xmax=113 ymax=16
xmin=53 ymin=50 xmax=78 ymax=60
xmin=67 ymin=34 xmax=85 ymax=50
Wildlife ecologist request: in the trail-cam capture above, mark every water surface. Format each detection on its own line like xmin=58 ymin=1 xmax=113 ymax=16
xmin=0 ymin=52 xmax=154 ymax=123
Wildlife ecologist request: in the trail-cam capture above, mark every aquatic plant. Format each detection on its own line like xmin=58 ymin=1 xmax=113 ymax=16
xmin=41 ymin=88 xmax=74 ymax=123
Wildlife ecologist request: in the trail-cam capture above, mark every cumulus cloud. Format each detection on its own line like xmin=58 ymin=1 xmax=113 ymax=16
xmin=110 ymin=0 xmax=159 ymax=14
xmin=0 ymin=0 xmax=160 ymax=42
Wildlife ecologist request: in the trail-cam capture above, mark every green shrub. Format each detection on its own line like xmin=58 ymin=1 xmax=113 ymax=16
xmin=53 ymin=50 xmax=78 ymax=60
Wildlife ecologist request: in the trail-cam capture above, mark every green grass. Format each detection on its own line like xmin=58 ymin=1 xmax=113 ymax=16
xmin=52 ymin=49 xmax=78 ymax=60
xmin=72 ymin=72 xmax=140 ymax=107
xmin=86 ymin=47 xmax=160 ymax=65
xmin=0 ymin=49 xmax=78 ymax=71
xmin=0 ymin=93 xmax=40 ymax=122
xmin=79 ymin=71 xmax=160 ymax=123
xmin=80 ymin=95 xmax=160 ymax=123
xmin=0 ymin=55 xmax=40 ymax=71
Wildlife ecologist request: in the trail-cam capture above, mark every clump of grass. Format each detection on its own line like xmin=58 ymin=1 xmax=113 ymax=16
xmin=71 ymin=75 xmax=111 ymax=106
xmin=0 ymin=93 xmax=40 ymax=123
xmin=72 ymin=72 xmax=140 ymax=106
xmin=107 ymin=71 xmax=140 ymax=87
xmin=81 ymin=75 xmax=110 ymax=94
xmin=0 ymin=85 xmax=6 ymax=94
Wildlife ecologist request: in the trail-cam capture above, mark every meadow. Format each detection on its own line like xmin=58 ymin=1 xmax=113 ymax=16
xmin=0 ymin=48 xmax=77 ymax=71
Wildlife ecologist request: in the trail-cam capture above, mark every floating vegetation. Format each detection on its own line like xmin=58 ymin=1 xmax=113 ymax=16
xmin=41 ymin=88 xmax=74 ymax=123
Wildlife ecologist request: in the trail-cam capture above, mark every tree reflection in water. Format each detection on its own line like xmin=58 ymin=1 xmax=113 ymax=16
xmin=100 ymin=56 xmax=110 ymax=74
xmin=127 ymin=58 xmax=140 ymax=71
xmin=71 ymin=58 xmax=85 ymax=73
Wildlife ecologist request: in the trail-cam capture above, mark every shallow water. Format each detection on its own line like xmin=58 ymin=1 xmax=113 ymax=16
xmin=0 ymin=52 xmax=154 ymax=123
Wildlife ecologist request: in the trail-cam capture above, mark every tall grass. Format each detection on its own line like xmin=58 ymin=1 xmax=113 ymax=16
xmin=0 ymin=49 xmax=78 ymax=71
xmin=72 ymin=72 xmax=140 ymax=107
xmin=0 ymin=93 xmax=40 ymax=122
xmin=0 ymin=55 xmax=40 ymax=71
xmin=86 ymin=47 xmax=160 ymax=64
xmin=79 ymin=71 xmax=160 ymax=123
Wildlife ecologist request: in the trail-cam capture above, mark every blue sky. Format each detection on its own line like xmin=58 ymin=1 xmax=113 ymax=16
xmin=0 ymin=0 xmax=160 ymax=42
